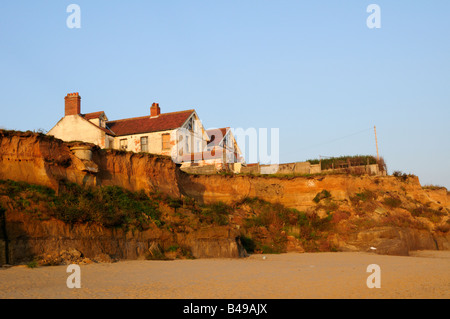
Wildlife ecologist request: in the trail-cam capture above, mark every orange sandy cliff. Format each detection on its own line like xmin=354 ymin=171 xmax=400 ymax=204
xmin=0 ymin=130 xmax=449 ymax=265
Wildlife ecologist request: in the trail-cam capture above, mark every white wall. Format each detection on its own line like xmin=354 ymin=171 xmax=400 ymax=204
xmin=112 ymin=113 xmax=211 ymax=157
xmin=47 ymin=115 xmax=107 ymax=147
xmin=113 ymin=130 xmax=174 ymax=155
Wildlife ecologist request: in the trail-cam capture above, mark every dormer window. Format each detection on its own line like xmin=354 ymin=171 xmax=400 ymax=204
xmin=186 ymin=117 xmax=194 ymax=132
xmin=222 ymin=135 xmax=228 ymax=148
xmin=99 ymin=114 xmax=108 ymax=128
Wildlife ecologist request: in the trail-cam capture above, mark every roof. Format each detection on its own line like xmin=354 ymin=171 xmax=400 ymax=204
xmin=77 ymin=115 xmax=115 ymax=136
xmin=96 ymin=124 xmax=116 ymax=136
xmin=81 ymin=111 xmax=105 ymax=120
xmin=206 ymin=127 xmax=229 ymax=147
xmin=106 ymin=109 xmax=195 ymax=136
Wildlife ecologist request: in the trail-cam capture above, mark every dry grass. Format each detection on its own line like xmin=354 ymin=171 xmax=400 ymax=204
xmin=422 ymin=184 xmax=448 ymax=191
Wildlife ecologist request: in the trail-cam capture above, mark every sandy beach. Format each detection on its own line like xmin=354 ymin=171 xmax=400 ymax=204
xmin=0 ymin=251 xmax=449 ymax=299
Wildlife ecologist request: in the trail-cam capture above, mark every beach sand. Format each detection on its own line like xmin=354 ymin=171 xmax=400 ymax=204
xmin=0 ymin=251 xmax=449 ymax=299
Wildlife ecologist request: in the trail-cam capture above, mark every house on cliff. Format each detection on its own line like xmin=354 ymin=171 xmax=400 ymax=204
xmin=205 ymin=128 xmax=244 ymax=164
xmin=177 ymin=127 xmax=246 ymax=171
xmin=47 ymin=93 xmax=244 ymax=167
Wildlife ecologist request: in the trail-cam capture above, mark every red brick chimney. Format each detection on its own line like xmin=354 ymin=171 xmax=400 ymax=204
xmin=150 ymin=102 xmax=160 ymax=117
xmin=65 ymin=92 xmax=81 ymax=116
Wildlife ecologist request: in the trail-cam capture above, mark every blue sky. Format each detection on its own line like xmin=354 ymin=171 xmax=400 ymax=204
xmin=1 ymin=1 xmax=449 ymax=188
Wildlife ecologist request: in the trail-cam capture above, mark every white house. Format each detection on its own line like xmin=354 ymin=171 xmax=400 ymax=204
xmin=47 ymin=93 xmax=243 ymax=166
xmin=47 ymin=93 xmax=115 ymax=148
xmin=204 ymin=127 xmax=245 ymax=164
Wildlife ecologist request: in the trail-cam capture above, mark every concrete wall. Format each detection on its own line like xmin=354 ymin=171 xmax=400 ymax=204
xmin=310 ymin=164 xmax=321 ymax=174
xmin=240 ymin=162 xmax=313 ymax=175
xmin=323 ymin=164 xmax=382 ymax=175
xmin=48 ymin=115 xmax=108 ymax=148
xmin=181 ymin=164 xmax=217 ymax=175
xmin=183 ymin=161 xmax=385 ymax=176
xmin=240 ymin=164 xmax=260 ymax=174
xmin=180 ymin=162 xmax=242 ymax=175
xmin=275 ymin=162 xmax=311 ymax=174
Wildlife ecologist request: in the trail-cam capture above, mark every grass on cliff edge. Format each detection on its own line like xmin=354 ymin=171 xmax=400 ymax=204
xmin=0 ymin=179 xmax=235 ymax=232
xmin=0 ymin=179 xmax=162 ymax=230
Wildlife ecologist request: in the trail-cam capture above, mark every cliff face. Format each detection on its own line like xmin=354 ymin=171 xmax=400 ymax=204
xmin=0 ymin=131 xmax=244 ymax=264
xmin=0 ymin=130 xmax=181 ymax=197
xmin=1 ymin=208 xmax=245 ymax=265
xmin=178 ymin=173 xmax=435 ymax=211
xmin=1 ymin=130 xmax=447 ymax=212
xmin=0 ymin=130 xmax=449 ymax=264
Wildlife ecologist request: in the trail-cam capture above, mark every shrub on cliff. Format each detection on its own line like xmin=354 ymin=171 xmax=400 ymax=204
xmin=54 ymin=183 xmax=161 ymax=228
xmin=313 ymin=190 xmax=332 ymax=203
xmin=200 ymin=202 xmax=230 ymax=226
xmin=392 ymin=171 xmax=416 ymax=181
xmin=0 ymin=180 xmax=162 ymax=230
xmin=239 ymin=197 xmax=335 ymax=253
xmin=422 ymin=184 xmax=447 ymax=191
xmin=382 ymin=197 xmax=402 ymax=208
xmin=410 ymin=207 xmax=445 ymax=223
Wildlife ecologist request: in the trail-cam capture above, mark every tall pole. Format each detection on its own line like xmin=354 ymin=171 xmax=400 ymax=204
xmin=374 ymin=125 xmax=379 ymax=161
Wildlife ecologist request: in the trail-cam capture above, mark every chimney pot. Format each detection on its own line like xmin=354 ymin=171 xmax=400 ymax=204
xmin=150 ymin=102 xmax=161 ymax=117
xmin=65 ymin=92 xmax=81 ymax=116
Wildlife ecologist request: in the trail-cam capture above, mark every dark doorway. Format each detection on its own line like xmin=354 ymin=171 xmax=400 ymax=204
xmin=0 ymin=206 xmax=9 ymax=265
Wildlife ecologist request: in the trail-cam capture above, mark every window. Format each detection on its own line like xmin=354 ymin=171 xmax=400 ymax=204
xmin=186 ymin=117 xmax=194 ymax=132
xmin=120 ymin=139 xmax=128 ymax=150
xmin=222 ymin=135 xmax=228 ymax=149
xmin=141 ymin=136 xmax=148 ymax=152
xmin=162 ymin=134 xmax=171 ymax=150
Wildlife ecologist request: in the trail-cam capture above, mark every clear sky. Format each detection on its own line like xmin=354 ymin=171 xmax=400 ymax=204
xmin=1 ymin=1 xmax=449 ymax=188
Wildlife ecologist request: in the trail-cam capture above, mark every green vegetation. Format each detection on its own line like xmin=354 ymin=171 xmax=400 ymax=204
xmin=313 ymin=190 xmax=332 ymax=203
xmin=2 ymin=176 xmax=445 ymax=258
xmin=167 ymin=198 xmax=183 ymax=213
xmin=383 ymin=197 xmax=402 ymax=208
xmin=256 ymin=171 xmax=343 ymax=179
xmin=145 ymin=248 xmax=169 ymax=261
xmin=422 ymin=184 xmax=447 ymax=191
xmin=306 ymin=155 xmax=378 ymax=170
xmin=199 ymin=202 xmax=230 ymax=226
xmin=410 ymin=207 xmax=446 ymax=223
xmin=26 ymin=260 xmax=38 ymax=269
xmin=167 ymin=245 xmax=179 ymax=252
xmin=239 ymin=197 xmax=335 ymax=253
xmin=392 ymin=171 xmax=416 ymax=181
xmin=0 ymin=179 xmax=237 ymax=239
xmin=353 ymin=190 xmax=377 ymax=202
xmin=0 ymin=179 xmax=162 ymax=230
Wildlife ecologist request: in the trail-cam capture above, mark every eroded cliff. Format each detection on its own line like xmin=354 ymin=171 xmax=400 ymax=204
xmin=0 ymin=130 xmax=184 ymax=196
xmin=0 ymin=130 xmax=449 ymax=265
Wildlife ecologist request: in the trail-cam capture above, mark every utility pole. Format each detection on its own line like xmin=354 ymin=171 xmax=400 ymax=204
xmin=374 ymin=125 xmax=379 ymax=161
